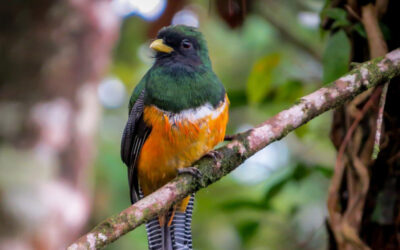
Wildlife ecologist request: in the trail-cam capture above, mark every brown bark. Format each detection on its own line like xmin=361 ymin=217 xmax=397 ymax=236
xmin=0 ymin=1 xmax=118 ymax=249
xmin=69 ymin=49 xmax=400 ymax=250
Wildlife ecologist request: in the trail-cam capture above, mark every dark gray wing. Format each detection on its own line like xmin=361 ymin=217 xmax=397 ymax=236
xmin=121 ymin=90 xmax=151 ymax=204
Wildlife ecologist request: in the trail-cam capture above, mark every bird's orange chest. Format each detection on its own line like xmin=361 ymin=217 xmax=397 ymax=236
xmin=137 ymin=96 xmax=229 ymax=196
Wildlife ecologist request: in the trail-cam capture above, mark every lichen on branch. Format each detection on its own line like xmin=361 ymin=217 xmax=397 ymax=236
xmin=68 ymin=48 xmax=400 ymax=250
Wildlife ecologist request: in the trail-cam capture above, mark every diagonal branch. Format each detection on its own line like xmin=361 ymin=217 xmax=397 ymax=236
xmin=68 ymin=48 xmax=400 ymax=250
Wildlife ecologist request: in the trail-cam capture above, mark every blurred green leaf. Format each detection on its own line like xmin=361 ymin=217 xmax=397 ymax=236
xmin=275 ymin=80 xmax=304 ymax=103
xmin=263 ymin=164 xmax=331 ymax=205
xmin=263 ymin=177 xmax=289 ymax=204
xmin=262 ymin=166 xmax=295 ymax=205
xmin=314 ymin=166 xmax=334 ymax=178
xmin=294 ymin=123 xmax=309 ymax=138
xmin=289 ymin=205 xmax=300 ymax=217
xmin=220 ymin=163 xmax=329 ymax=212
xmin=379 ymin=22 xmax=391 ymax=41
xmin=322 ymin=8 xmax=351 ymax=29
xmin=246 ymin=53 xmax=281 ymax=104
xmin=227 ymin=89 xmax=248 ymax=108
xmin=292 ymin=164 xmax=312 ymax=181
xmin=322 ymin=30 xmax=350 ymax=84
xmin=220 ymin=199 xmax=270 ymax=211
xmin=320 ymin=0 xmax=332 ymax=19
xmin=353 ymin=22 xmax=390 ymax=41
xmin=235 ymin=220 xmax=260 ymax=244
xmin=353 ymin=23 xmax=367 ymax=38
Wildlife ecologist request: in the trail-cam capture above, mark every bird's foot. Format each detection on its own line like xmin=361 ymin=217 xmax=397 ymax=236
xmin=204 ymin=150 xmax=223 ymax=162
xmin=177 ymin=166 xmax=202 ymax=179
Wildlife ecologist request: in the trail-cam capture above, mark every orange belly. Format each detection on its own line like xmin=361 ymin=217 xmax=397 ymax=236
xmin=137 ymin=96 xmax=229 ymax=205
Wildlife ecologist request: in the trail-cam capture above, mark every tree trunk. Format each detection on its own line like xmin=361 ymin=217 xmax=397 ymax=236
xmin=0 ymin=1 xmax=118 ymax=249
xmin=325 ymin=1 xmax=400 ymax=249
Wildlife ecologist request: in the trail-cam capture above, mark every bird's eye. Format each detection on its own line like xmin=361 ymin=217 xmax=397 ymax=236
xmin=181 ymin=39 xmax=192 ymax=49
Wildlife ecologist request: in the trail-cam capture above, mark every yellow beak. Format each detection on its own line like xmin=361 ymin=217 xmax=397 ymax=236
xmin=149 ymin=39 xmax=174 ymax=53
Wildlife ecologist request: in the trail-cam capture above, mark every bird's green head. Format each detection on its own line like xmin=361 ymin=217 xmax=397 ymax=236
xmin=142 ymin=25 xmax=225 ymax=112
xmin=150 ymin=25 xmax=211 ymax=69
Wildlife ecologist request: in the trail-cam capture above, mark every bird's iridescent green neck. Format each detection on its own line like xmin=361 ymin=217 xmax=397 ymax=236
xmin=144 ymin=65 xmax=225 ymax=113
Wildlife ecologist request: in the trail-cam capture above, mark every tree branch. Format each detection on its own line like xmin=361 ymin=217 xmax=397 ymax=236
xmin=68 ymin=48 xmax=400 ymax=250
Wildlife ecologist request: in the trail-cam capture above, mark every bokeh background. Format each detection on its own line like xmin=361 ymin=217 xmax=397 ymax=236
xmin=1 ymin=0 xmax=346 ymax=249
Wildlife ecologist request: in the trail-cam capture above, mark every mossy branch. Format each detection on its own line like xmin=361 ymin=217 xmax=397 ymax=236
xmin=68 ymin=48 xmax=400 ymax=250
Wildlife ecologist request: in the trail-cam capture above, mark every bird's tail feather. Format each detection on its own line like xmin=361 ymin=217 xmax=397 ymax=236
xmin=145 ymin=195 xmax=194 ymax=250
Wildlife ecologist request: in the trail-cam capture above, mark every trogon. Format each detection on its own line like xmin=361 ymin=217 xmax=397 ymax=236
xmin=121 ymin=25 xmax=229 ymax=250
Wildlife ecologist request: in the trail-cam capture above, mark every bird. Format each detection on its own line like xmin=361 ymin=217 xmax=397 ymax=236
xmin=121 ymin=25 xmax=229 ymax=250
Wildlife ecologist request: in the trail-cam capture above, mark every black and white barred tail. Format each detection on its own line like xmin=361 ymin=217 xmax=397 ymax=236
xmin=146 ymin=195 xmax=194 ymax=250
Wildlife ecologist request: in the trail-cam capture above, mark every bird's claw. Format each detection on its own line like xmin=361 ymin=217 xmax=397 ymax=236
xmin=205 ymin=150 xmax=223 ymax=162
xmin=177 ymin=167 xmax=202 ymax=179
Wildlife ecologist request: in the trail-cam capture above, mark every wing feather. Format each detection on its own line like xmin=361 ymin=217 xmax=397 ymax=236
xmin=121 ymin=90 xmax=151 ymax=204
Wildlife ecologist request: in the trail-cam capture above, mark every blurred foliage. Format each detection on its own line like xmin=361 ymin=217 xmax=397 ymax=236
xmin=322 ymin=30 xmax=350 ymax=84
xmin=220 ymin=163 xmax=333 ymax=212
xmin=321 ymin=8 xmax=351 ymax=29
xmin=247 ymin=53 xmax=283 ymax=104
xmin=91 ymin=0 xmax=339 ymax=249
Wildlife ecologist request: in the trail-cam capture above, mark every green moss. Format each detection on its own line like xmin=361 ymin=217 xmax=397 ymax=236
xmin=354 ymin=68 xmax=363 ymax=83
xmin=372 ymin=143 xmax=380 ymax=160
xmin=282 ymin=124 xmax=294 ymax=137
xmin=141 ymin=208 xmax=153 ymax=220
xmin=119 ymin=214 xmax=129 ymax=223
xmin=304 ymin=103 xmax=320 ymax=119
xmin=293 ymin=98 xmax=303 ymax=105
